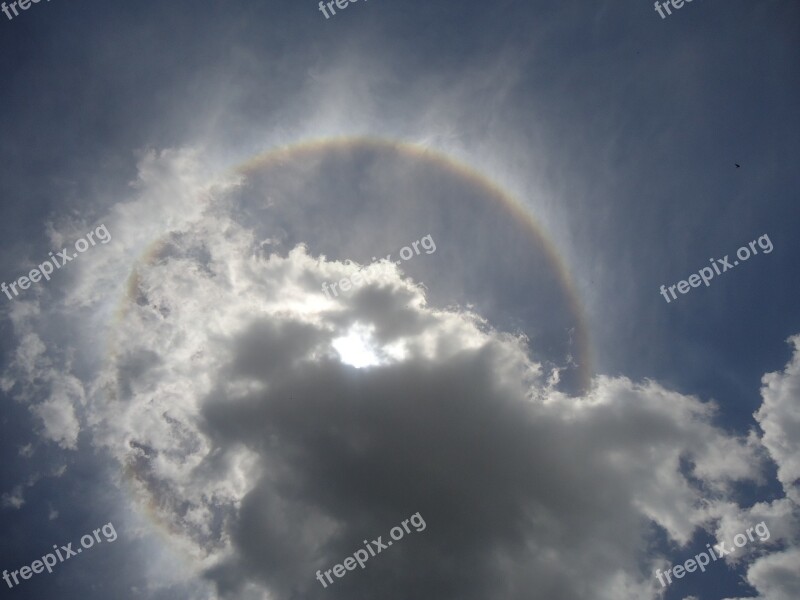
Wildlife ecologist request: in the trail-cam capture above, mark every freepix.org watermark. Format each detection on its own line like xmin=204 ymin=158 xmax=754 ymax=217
xmin=315 ymin=512 xmax=426 ymax=588
xmin=1 ymin=0 xmax=53 ymax=23
xmin=659 ymin=233 xmax=773 ymax=303
xmin=1 ymin=223 xmax=111 ymax=301
xmin=318 ymin=0 xmax=366 ymax=20
xmin=321 ymin=234 xmax=436 ymax=299
xmin=655 ymin=521 xmax=770 ymax=588
xmin=654 ymin=0 xmax=696 ymax=20
xmin=3 ymin=522 xmax=117 ymax=589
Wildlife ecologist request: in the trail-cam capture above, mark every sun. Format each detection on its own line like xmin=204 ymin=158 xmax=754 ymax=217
xmin=332 ymin=323 xmax=384 ymax=368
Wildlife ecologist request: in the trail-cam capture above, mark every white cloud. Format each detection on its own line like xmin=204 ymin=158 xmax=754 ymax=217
xmin=723 ymin=549 xmax=800 ymax=600
xmin=75 ymin=214 xmax=776 ymax=598
xmin=755 ymin=334 xmax=800 ymax=504
xmin=1 ymin=486 xmax=26 ymax=510
xmin=1 ymin=148 xmax=797 ymax=600
xmin=32 ymin=395 xmax=80 ymax=449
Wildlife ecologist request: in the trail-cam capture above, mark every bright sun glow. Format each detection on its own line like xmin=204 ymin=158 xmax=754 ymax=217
xmin=332 ymin=324 xmax=383 ymax=368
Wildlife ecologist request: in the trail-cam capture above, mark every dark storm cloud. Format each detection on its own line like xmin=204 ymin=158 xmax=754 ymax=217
xmin=199 ymin=343 xmax=600 ymax=600
xmin=230 ymin=320 xmax=326 ymax=381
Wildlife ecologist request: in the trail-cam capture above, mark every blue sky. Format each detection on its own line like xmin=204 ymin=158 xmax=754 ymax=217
xmin=0 ymin=1 xmax=798 ymax=599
